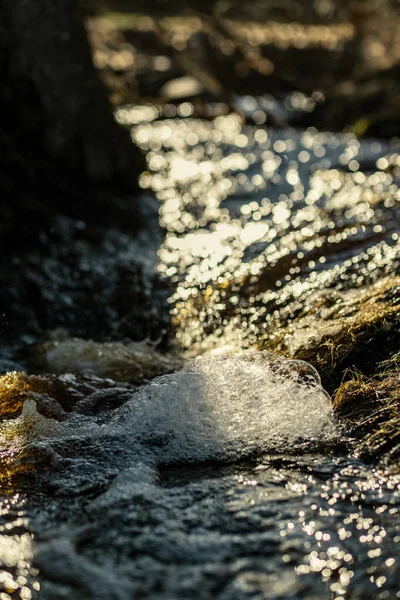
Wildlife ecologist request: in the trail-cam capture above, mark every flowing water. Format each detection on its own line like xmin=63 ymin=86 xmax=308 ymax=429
xmin=0 ymin=105 xmax=400 ymax=599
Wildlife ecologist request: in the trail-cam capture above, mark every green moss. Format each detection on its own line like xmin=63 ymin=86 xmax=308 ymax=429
xmin=259 ymin=277 xmax=400 ymax=463
xmin=293 ymin=302 xmax=400 ymax=391
xmin=333 ymin=354 xmax=400 ymax=462
xmin=260 ymin=276 xmax=400 ymax=390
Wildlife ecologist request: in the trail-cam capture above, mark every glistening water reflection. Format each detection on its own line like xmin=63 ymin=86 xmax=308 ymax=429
xmin=0 ymin=408 xmax=41 ymax=600
xmin=0 ymin=105 xmax=399 ymax=598
xmin=0 ymin=493 xmax=38 ymax=599
xmin=158 ymin=456 xmax=400 ymax=600
xmin=1 ymin=354 xmax=398 ymax=599
xmin=135 ymin=111 xmax=400 ymax=356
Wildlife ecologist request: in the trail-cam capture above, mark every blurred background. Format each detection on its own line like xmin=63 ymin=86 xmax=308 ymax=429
xmin=83 ymin=0 xmax=400 ymax=137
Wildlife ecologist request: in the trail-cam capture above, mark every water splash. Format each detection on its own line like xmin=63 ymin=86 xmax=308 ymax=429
xmin=108 ymin=352 xmax=337 ymax=462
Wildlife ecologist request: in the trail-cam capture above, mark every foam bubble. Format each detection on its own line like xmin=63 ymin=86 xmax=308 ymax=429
xmin=107 ymin=352 xmax=337 ymax=462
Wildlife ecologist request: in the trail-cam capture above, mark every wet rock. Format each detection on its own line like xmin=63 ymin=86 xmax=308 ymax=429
xmin=75 ymin=388 xmax=135 ymax=415
xmin=264 ymin=276 xmax=400 ymax=388
xmin=0 ymin=370 xmax=135 ymax=421
xmin=37 ymin=337 xmax=180 ymax=384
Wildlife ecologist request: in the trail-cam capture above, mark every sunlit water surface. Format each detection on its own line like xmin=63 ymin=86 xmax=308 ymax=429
xmin=1 ymin=108 xmax=400 ymax=599
xmin=134 ymin=110 xmax=400 ymax=353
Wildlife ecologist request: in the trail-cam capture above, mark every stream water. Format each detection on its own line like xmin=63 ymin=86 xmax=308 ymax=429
xmin=0 ymin=105 xmax=400 ymax=599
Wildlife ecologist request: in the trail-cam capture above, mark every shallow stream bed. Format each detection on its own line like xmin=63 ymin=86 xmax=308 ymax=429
xmin=0 ymin=106 xmax=399 ymax=599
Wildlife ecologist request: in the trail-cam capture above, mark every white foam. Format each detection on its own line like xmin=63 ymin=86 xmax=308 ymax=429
xmin=107 ymin=352 xmax=337 ymax=462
